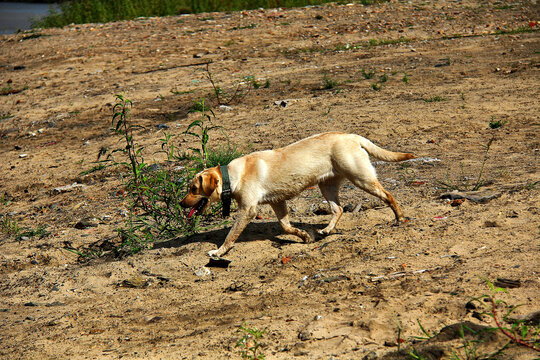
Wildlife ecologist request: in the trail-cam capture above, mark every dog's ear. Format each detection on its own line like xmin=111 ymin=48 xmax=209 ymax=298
xmin=201 ymin=169 xmax=220 ymax=196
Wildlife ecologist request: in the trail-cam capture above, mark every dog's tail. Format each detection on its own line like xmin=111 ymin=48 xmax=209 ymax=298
xmin=357 ymin=136 xmax=415 ymax=162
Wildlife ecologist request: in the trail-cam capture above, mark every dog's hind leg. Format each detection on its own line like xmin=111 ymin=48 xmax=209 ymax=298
xmin=209 ymin=206 xmax=257 ymax=257
xmin=351 ymin=178 xmax=405 ymax=222
xmin=270 ymin=201 xmax=313 ymax=243
xmin=318 ymin=178 xmax=344 ymax=235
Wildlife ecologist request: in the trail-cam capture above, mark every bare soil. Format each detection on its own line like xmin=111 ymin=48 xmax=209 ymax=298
xmin=1 ymin=1 xmax=539 ymax=359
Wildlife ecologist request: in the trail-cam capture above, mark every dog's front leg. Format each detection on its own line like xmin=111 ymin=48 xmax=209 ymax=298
xmin=208 ymin=206 xmax=257 ymax=257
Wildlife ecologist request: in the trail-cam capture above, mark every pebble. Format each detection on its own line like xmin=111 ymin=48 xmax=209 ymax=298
xmin=194 ymin=267 xmax=211 ymax=277
xmin=74 ymin=217 xmax=99 ymax=229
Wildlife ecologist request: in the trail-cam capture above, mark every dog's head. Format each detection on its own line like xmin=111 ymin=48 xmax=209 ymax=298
xmin=180 ymin=167 xmax=222 ymax=218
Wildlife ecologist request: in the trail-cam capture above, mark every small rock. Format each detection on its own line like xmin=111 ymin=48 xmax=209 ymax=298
xmin=156 ymin=124 xmax=169 ymax=130
xmin=145 ymin=316 xmax=162 ymax=323
xmin=362 ymin=351 xmax=378 ymax=360
xmin=509 ymin=311 xmax=540 ymax=326
xmin=274 ymin=99 xmax=295 ymax=107
xmin=52 ymin=183 xmax=85 ymax=194
xmin=120 ymin=276 xmax=150 ymax=288
xmin=74 ymin=217 xmax=99 ymax=229
xmin=219 ymin=105 xmax=233 ymax=111
xmin=484 ymin=220 xmax=499 ymax=228
xmin=298 ymin=330 xmax=311 ymax=341
xmin=46 ymin=301 xmax=66 ymax=307
xmin=194 ymin=267 xmax=211 ymax=277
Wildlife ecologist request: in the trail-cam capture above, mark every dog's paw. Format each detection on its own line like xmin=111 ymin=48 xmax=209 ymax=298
xmin=394 ymin=217 xmax=411 ymax=226
xmin=302 ymin=229 xmax=316 ymax=243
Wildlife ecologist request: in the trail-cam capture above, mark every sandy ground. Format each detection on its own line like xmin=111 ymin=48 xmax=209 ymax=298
xmin=1 ymin=1 xmax=539 ymax=359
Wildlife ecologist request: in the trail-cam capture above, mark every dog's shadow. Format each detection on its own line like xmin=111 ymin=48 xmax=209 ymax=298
xmin=154 ymin=220 xmax=324 ymax=250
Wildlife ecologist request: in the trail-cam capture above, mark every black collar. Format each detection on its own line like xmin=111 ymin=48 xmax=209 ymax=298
xmin=219 ymin=165 xmax=232 ymax=217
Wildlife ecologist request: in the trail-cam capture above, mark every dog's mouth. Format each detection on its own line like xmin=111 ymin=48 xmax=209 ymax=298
xmin=187 ymin=198 xmax=209 ymax=219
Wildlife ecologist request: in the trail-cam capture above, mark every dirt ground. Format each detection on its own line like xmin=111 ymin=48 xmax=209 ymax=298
xmin=1 ymin=1 xmax=539 ymax=359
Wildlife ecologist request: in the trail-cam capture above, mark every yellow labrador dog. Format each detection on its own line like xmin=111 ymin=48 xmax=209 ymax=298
xmin=180 ymin=132 xmax=414 ymax=257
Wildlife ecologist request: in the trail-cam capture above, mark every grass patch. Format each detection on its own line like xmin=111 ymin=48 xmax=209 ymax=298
xmin=423 ymin=96 xmax=447 ymax=102
xmin=34 ymin=0 xmax=389 ymax=28
xmin=361 ymin=68 xmax=376 ymax=79
xmin=99 ymin=95 xmax=241 ymax=256
xmin=407 ymin=279 xmax=540 ymax=358
xmin=79 ymin=163 xmax=107 ymax=176
xmin=322 ymin=72 xmax=338 ymax=90
xmin=0 ymin=112 xmax=15 ymax=121
xmin=488 ymin=116 xmax=507 ymax=129
xmin=1 ymin=80 xmax=28 ymax=96
xmin=228 ymin=23 xmax=257 ymax=31
xmin=436 ymin=136 xmax=495 ymax=192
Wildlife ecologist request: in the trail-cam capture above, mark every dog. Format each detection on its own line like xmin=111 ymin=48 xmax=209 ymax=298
xmin=180 ymin=132 xmax=414 ymax=257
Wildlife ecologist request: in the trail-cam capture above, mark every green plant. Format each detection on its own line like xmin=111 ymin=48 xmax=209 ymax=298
xmin=235 ymin=323 xmax=266 ymax=360
xmin=79 ymin=163 xmax=106 ymax=176
xmin=361 ymin=69 xmax=376 ymax=80
xmin=402 ymin=72 xmax=410 ymax=84
xmin=0 ymin=112 xmax=14 ymax=121
xmin=184 ymin=99 xmax=221 ymax=170
xmin=472 ymin=279 xmax=540 ymax=352
xmin=1 ymin=80 xmax=28 ymax=96
xmin=489 ymin=116 xmax=507 ymax=129
xmin=0 ymin=193 xmax=11 ymax=206
xmin=523 ymin=180 xmax=539 ymax=190
xmin=17 ymin=225 xmax=49 ymax=241
xmin=204 ymin=63 xmax=252 ymax=105
xmin=206 ymin=143 xmax=243 ymax=169
xmin=245 ymin=76 xmax=269 ymax=90
xmin=398 ymin=163 xmax=417 ymax=186
xmin=371 ymin=82 xmax=382 ymax=91
xmin=436 ymin=136 xmax=495 ymax=192
xmin=0 ymin=215 xmax=20 ymax=237
xmin=423 ymin=96 xmax=447 ymax=102
xmin=322 ymin=72 xmax=338 ymax=90
xmin=107 ymin=95 xmax=197 ymax=254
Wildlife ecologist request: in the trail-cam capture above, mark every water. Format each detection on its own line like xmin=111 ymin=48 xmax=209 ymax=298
xmin=0 ymin=2 xmax=57 ymax=34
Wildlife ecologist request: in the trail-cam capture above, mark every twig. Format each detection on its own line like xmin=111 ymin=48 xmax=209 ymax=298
xmin=132 ymin=61 xmax=212 ymax=74
xmin=490 ymin=297 xmax=540 ymax=352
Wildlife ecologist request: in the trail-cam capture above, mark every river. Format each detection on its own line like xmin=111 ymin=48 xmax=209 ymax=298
xmin=0 ymin=2 xmax=57 ymax=34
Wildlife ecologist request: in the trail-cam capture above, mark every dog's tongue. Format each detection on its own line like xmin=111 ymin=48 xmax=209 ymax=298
xmin=187 ymin=207 xmax=198 ymax=219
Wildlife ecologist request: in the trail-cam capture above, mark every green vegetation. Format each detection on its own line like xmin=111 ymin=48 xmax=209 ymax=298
xmin=1 ymin=214 xmax=49 ymax=241
xmin=423 ymin=95 xmax=447 ymax=102
xmin=489 ymin=116 xmax=507 ymax=129
xmin=436 ymin=136 xmax=495 ymax=192
xmin=322 ymin=72 xmax=338 ymax=90
xmin=91 ymin=95 xmax=241 ymax=255
xmin=235 ymin=323 xmax=266 ymax=359
xmin=34 ymin=0 xmax=389 ymax=29
xmin=407 ymin=279 xmax=540 ymax=359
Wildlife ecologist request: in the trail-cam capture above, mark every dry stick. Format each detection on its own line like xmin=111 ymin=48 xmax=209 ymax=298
xmin=132 ymin=61 xmax=212 ymax=74
xmin=490 ymin=297 xmax=540 ymax=352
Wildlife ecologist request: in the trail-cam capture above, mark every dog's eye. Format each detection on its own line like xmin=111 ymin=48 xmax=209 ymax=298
xmin=191 ymin=185 xmax=197 ymax=193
